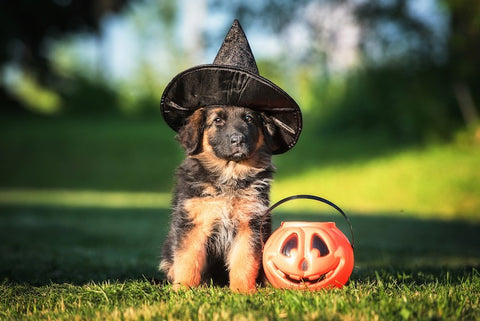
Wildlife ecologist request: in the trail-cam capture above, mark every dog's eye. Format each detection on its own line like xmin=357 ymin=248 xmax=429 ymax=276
xmin=213 ymin=117 xmax=224 ymax=125
xmin=244 ymin=114 xmax=254 ymax=123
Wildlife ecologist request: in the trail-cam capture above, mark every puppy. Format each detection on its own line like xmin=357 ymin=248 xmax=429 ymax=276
xmin=160 ymin=106 xmax=277 ymax=293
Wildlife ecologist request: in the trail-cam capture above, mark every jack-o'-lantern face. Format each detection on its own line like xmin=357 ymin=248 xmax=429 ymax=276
xmin=263 ymin=222 xmax=354 ymax=290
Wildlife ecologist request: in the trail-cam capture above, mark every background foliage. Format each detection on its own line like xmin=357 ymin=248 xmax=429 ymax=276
xmin=1 ymin=0 xmax=479 ymax=138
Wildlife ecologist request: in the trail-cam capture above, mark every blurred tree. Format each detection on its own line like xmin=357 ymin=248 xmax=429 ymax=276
xmin=214 ymin=0 xmax=451 ymax=67
xmin=210 ymin=0 xmax=309 ymax=32
xmin=357 ymin=0 xmax=479 ymax=126
xmin=217 ymin=0 xmax=478 ymax=140
xmin=355 ymin=0 xmax=446 ymax=65
xmin=445 ymin=0 xmax=480 ymax=125
xmin=0 ymin=0 xmax=129 ymax=113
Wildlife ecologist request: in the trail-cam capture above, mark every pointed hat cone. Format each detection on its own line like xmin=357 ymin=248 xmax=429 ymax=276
xmin=213 ymin=19 xmax=259 ymax=74
xmin=160 ymin=19 xmax=302 ymax=154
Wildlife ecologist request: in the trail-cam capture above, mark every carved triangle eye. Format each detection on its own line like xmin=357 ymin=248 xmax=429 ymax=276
xmin=281 ymin=235 xmax=298 ymax=257
xmin=312 ymin=235 xmax=329 ymax=257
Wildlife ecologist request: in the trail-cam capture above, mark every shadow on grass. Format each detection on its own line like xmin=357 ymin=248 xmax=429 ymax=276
xmin=0 ymin=206 xmax=168 ymax=285
xmin=1 ymin=205 xmax=478 ymax=286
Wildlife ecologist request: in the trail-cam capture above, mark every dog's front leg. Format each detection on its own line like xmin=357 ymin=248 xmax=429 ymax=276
xmin=228 ymin=222 xmax=260 ymax=293
xmin=170 ymin=225 xmax=209 ymax=289
xmin=170 ymin=198 xmax=220 ymax=289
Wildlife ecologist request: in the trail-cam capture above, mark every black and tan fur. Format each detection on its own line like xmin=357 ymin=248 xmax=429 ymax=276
xmin=160 ymin=106 xmax=277 ymax=293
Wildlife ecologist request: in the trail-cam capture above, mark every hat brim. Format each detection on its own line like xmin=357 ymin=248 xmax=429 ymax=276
xmin=160 ymin=65 xmax=302 ymax=154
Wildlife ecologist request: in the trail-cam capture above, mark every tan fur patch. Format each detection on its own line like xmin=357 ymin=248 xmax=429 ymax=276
xmin=228 ymin=222 xmax=260 ymax=293
xmin=169 ymin=197 xmax=228 ymax=286
xmin=170 ymin=235 xmax=206 ymax=287
xmin=183 ymin=196 xmax=229 ymax=224
xmin=177 ymin=108 xmax=205 ymax=154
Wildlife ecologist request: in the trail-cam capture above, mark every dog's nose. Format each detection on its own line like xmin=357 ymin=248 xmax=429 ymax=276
xmin=230 ymin=133 xmax=244 ymax=146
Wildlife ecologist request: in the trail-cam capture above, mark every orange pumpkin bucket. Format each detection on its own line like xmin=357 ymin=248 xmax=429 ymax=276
xmin=262 ymin=195 xmax=354 ymax=290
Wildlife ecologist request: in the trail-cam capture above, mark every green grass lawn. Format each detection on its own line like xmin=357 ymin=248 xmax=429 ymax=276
xmin=1 ymin=206 xmax=479 ymax=320
xmin=1 ymin=115 xmax=479 ymax=320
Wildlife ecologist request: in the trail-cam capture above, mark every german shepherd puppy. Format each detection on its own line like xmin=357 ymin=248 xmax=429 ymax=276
xmin=160 ymin=106 xmax=276 ymax=293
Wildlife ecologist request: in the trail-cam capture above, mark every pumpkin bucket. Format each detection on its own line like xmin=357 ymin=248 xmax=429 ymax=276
xmin=262 ymin=195 xmax=354 ymax=290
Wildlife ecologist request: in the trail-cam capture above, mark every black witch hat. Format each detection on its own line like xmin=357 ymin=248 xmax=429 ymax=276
xmin=160 ymin=19 xmax=302 ymax=154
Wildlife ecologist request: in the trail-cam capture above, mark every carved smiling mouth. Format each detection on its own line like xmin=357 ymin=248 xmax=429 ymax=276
xmin=272 ymin=262 xmax=338 ymax=286
xmin=284 ymin=273 xmax=326 ymax=285
xmin=277 ymin=269 xmax=327 ymax=285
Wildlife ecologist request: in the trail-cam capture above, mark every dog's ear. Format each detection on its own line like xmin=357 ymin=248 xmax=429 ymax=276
xmin=177 ymin=108 xmax=205 ymax=155
xmin=260 ymin=112 xmax=281 ymax=153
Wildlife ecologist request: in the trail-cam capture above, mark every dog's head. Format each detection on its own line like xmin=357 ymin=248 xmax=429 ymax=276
xmin=177 ymin=106 xmax=278 ymax=165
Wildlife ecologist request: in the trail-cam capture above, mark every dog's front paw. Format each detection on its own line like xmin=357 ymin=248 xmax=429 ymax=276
xmin=229 ymin=278 xmax=257 ymax=294
xmin=171 ymin=283 xmax=189 ymax=292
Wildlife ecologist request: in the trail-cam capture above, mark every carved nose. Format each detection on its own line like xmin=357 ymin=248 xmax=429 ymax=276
xmin=301 ymin=259 xmax=308 ymax=271
xmin=230 ymin=133 xmax=244 ymax=146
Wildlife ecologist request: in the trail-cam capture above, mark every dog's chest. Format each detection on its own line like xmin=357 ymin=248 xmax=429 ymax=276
xmin=183 ymin=189 xmax=266 ymax=225
xmin=183 ymin=191 xmax=266 ymax=256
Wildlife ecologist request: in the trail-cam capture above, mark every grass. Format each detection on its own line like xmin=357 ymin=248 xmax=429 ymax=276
xmin=0 ymin=206 xmax=479 ymax=320
xmin=1 ymin=115 xmax=479 ymax=218
xmin=0 ymin=115 xmax=181 ymax=191
xmin=2 ymin=273 xmax=479 ymax=320
xmin=273 ymin=141 xmax=480 ymax=220
xmin=1 ymin=115 xmax=479 ymax=320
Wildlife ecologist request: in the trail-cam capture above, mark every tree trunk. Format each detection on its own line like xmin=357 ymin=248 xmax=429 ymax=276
xmin=453 ymin=81 xmax=478 ymax=126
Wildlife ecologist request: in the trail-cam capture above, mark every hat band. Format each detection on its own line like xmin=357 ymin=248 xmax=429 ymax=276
xmin=164 ymin=100 xmax=297 ymax=136
xmin=163 ymin=98 xmax=190 ymax=111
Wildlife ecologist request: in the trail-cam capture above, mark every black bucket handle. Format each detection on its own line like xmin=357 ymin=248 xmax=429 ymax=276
xmin=263 ymin=194 xmax=355 ymax=250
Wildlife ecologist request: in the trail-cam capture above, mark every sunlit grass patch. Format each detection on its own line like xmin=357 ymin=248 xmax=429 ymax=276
xmin=1 ymin=141 xmax=478 ymax=220
xmin=273 ymin=142 xmax=480 ymax=221
xmin=0 ymin=189 xmax=171 ymax=209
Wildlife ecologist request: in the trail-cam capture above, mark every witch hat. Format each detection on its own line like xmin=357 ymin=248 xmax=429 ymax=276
xmin=160 ymin=19 xmax=302 ymax=154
